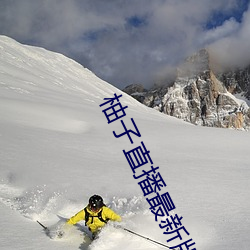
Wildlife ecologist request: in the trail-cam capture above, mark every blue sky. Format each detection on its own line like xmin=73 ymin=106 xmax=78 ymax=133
xmin=0 ymin=0 xmax=249 ymax=89
xmin=205 ymin=0 xmax=249 ymax=28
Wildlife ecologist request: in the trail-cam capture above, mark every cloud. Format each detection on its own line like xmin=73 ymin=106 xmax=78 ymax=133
xmin=0 ymin=0 xmax=249 ymax=89
xmin=200 ymin=18 xmax=240 ymax=45
xmin=208 ymin=3 xmax=250 ymax=68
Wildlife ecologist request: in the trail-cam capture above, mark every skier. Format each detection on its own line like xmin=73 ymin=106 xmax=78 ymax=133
xmin=66 ymin=194 xmax=122 ymax=239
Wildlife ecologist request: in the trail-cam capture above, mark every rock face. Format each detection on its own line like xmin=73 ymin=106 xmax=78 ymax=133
xmin=218 ymin=66 xmax=250 ymax=100
xmin=123 ymin=49 xmax=250 ymax=130
xmin=123 ymin=84 xmax=147 ymax=103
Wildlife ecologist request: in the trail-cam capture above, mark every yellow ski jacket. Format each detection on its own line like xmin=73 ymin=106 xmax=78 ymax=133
xmin=67 ymin=206 xmax=121 ymax=233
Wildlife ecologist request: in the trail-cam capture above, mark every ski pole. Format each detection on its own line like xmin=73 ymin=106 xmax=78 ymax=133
xmin=37 ymin=220 xmax=49 ymax=231
xmin=122 ymin=227 xmax=176 ymax=249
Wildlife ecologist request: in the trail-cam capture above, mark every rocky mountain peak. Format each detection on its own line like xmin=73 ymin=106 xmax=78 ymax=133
xmin=123 ymin=49 xmax=250 ymax=130
xmin=177 ymin=49 xmax=210 ymax=78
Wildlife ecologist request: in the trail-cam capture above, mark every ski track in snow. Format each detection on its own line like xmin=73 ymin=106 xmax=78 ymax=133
xmin=0 ymin=180 xmax=163 ymax=250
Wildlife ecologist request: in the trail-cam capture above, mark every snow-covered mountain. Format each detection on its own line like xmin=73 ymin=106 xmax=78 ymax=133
xmin=0 ymin=36 xmax=250 ymax=250
xmin=217 ymin=65 xmax=250 ymax=100
xmin=124 ymin=49 xmax=250 ymax=130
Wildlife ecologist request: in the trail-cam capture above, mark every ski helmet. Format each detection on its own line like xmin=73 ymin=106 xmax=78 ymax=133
xmin=89 ymin=195 xmax=104 ymax=210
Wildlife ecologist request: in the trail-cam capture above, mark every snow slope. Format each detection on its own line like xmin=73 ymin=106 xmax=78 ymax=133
xmin=0 ymin=35 xmax=250 ymax=250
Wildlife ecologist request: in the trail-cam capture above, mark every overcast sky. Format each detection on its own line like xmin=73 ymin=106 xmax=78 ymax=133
xmin=0 ymin=0 xmax=249 ymax=89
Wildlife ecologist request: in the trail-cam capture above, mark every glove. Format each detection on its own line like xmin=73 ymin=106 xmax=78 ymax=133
xmin=112 ymin=223 xmax=123 ymax=229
